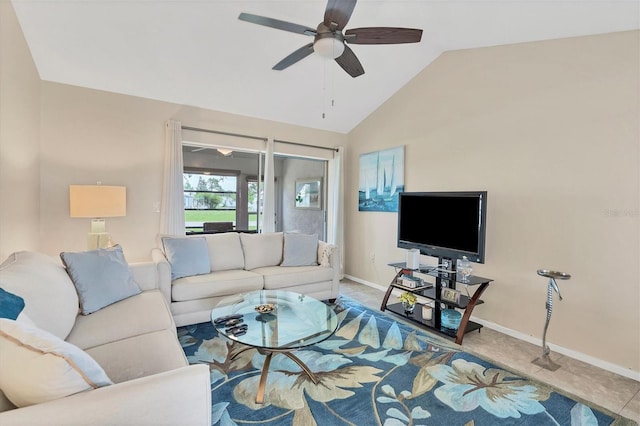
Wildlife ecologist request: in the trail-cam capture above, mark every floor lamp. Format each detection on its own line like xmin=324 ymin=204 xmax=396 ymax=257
xmin=69 ymin=184 xmax=126 ymax=250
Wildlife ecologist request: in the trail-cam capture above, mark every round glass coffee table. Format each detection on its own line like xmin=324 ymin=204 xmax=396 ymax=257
xmin=210 ymin=290 xmax=338 ymax=403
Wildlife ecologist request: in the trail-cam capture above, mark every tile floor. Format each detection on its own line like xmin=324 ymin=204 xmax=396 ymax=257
xmin=339 ymin=278 xmax=640 ymax=423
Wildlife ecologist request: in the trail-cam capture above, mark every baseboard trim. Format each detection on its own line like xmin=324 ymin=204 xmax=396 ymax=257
xmin=343 ymin=275 xmax=640 ymax=382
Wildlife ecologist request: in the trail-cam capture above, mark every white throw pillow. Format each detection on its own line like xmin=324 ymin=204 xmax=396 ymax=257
xmin=281 ymin=233 xmax=319 ymax=267
xmin=0 ymin=318 xmax=112 ymax=407
xmin=60 ymin=245 xmax=141 ymax=315
xmin=318 ymin=241 xmax=335 ymax=268
xmin=0 ymin=251 xmax=79 ymax=340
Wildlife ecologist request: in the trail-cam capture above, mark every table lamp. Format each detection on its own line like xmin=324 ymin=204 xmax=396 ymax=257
xmin=69 ymin=184 xmax=126 ymax=250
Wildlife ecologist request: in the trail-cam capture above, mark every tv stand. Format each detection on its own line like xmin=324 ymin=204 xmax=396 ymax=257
xmin=381 ymin=257 xmax=492 ymax=345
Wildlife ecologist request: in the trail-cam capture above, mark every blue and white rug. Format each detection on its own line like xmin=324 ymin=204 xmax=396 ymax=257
xmin=178 ymin=296 xmax=630 ymax=426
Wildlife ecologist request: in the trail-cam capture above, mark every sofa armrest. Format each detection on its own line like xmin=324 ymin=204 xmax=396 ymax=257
xmin=151 ymin=248 xmax=172 ymax=304
xmin=0 ymin=365 xmax=211 ymax=425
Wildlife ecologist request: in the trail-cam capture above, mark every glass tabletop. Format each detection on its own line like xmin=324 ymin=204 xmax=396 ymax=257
xmin=210 ymin=290 xmax=338 ymax=350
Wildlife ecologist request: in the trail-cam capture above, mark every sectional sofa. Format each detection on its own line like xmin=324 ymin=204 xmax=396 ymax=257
xmin=152 ymin=231 xmax=340 ymax=326
xmin=0 ymin=232 xmax=338 ymax=423
xmin=0 ymin=250 xmax=211 ymax=425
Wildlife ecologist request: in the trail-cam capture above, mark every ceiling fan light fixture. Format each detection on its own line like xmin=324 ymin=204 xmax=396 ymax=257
xmin=217 ymin=148 xmax=233 ymax=156
xmin=313 ymin=37 xmax=344 ymax=59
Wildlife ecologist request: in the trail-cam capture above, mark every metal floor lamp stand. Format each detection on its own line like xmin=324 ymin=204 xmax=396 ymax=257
xmin=532 ymin=269 xmax=571 ymax=371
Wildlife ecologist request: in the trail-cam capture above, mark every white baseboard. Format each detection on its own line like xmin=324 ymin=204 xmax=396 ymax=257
xmin=343 ymin=275 xmax=640 ymax=382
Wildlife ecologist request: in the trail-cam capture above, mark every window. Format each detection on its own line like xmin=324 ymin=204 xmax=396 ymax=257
xmin=183 ymin=171 xmax=237 ymax=232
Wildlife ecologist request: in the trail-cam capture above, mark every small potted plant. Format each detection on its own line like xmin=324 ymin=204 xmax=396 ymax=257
xmin=398 ymin=291 xmax=417 ymax=314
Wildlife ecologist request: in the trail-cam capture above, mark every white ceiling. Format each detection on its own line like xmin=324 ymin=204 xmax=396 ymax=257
xmin=12 ymin=0 xmax=639 ymax=134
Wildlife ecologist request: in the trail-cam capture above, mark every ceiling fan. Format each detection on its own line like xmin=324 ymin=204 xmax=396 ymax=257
xmin=238 ymin=0 xmax=423 ymax=78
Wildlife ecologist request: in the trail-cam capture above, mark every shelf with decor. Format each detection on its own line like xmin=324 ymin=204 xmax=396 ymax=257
xmin=381 ymin=261 xmax=493 ymax=344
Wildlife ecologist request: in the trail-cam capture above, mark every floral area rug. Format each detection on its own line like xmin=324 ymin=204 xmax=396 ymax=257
xmin=178 ymin=296 xmax=629 ymax=426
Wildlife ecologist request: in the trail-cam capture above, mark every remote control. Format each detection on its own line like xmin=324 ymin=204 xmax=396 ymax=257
xmin=226 ymin=324 xmax=248 ymax=334
xmin=224 ymin=318 xmax=244 ymax=327
xmin=214 ymin=314 xmax=242 ymax=324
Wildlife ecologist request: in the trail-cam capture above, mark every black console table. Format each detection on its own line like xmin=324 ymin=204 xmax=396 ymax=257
xmin=381 ymin=261 xmax=492 ymax=344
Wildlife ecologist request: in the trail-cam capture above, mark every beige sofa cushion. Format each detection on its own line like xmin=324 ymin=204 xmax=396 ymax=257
xmin=86 ymin=329 xmax=187 ymax=384
xmin=255 ymin=265 xmax=334 ymax=290
xmin=204 ymin=233 xmax=245 ymax=271
xmin=240 ymin=232 xmax=283 ymax=270
xmin=172 ymin=270 xmax=263 ymax=302
xmin=0 ymin=252 xmax=78 ymax=340
xmin=66 ymin=290 xmax=174 ymax=350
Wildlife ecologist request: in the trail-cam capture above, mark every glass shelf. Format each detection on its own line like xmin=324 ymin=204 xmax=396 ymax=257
xmin=388 ymin=262 xmax=493 ymax=286
xmin=386 ymin=302 xmax=483 ymax=338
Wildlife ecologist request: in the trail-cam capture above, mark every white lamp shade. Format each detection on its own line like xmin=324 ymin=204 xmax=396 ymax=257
xmin=313 ymin=37 xmax=345 ymax=59
xmin=69 ymin=185 xmax=126 ymax=218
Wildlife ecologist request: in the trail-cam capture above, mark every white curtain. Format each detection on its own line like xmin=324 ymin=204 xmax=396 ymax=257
xmin=328 ymin=146 xmax=345 ymax=278
xmin=261 ymin=138 xmax=276 ymax=233
xmin=159 ymin=120 xmax=185 ymax=235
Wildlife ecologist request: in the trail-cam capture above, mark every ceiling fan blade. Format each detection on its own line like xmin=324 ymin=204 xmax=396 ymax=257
xmin=345 ymin=27 xmax=423 ymax=44
xmin=273 ymin=43 xmax=315 ymax=70
xmin=324 ymin=0 xmax=357 ymax=30
xmin=239 ymin=13 xmax=316 ymax=36
xmin=335 ymin=45 xmax=364 ymax=78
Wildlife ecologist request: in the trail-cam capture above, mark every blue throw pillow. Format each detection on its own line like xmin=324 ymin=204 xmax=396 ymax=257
xmin=281 ymin=233 xmax=319 ymax=267
xmin=161 ymin=237 xmax=211 ymax=280
xmin=60 ymin=245 xmax=141 ymax=315
xmin=0 ymin=288 xmax=25 ymax=320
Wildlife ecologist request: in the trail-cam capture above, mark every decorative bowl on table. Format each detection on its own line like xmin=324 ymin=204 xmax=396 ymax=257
xmin=254 ymin=303 xmax=276 ymax=314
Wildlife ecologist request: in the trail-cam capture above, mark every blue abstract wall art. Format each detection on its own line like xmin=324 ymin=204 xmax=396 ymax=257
xmin=359 ymin=146 xmax=404 ymax=212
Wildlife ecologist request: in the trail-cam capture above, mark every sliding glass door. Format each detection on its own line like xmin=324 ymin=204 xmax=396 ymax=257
xmin=182 ymin=145 xmax=328 ymax=238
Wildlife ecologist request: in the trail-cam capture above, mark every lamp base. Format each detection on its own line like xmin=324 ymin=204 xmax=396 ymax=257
xmin=87 ymin=233 xmax=111 ymax=250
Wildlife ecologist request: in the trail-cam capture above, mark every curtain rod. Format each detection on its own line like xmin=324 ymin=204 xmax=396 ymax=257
xmin=274 ymin=138 xmax=339 ymax=153
xmin=181 ymin=125 xmax=338 ymax=153
xmin=181 ymin=125 xmax=268 ymax=142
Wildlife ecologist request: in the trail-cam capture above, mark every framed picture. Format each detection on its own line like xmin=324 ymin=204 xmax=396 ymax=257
xmin=295 ymin=177 xmax=322 ymax=210
xmin=358 ymin=146 xmax=404 ymax=212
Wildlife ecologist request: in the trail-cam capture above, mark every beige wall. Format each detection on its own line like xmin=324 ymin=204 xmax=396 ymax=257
xmin=37 ymin=84 xmax=346 ymax=261
xmin=346 ymin=31 xmax=640 ymax=375
xmin=0 ymin=3 xmax=41 ymax=260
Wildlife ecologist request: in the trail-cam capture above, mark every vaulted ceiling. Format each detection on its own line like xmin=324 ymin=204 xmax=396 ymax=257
xmin=11 ymin=0 xmax=639 ymax=134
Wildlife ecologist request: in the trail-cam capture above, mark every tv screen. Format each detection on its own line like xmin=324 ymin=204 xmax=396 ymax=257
xmin=397 ymin=191 xmax=487 ymax=263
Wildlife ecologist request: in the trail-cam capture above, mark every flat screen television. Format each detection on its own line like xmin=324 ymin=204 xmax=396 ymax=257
xmin=397 ymin=191 xmax=487 ymax=263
